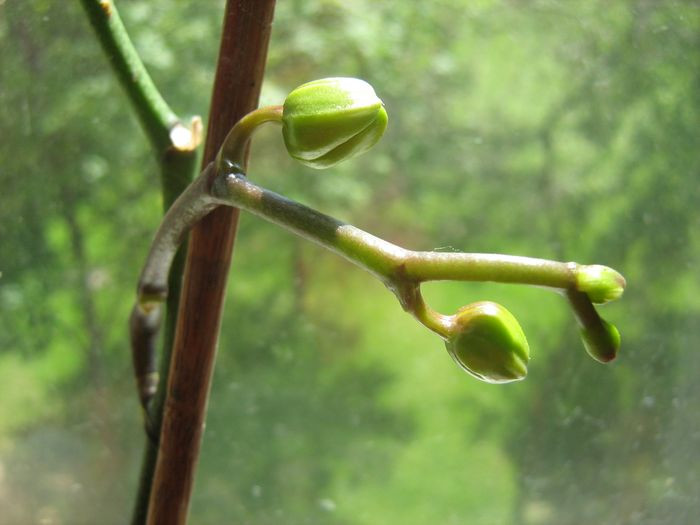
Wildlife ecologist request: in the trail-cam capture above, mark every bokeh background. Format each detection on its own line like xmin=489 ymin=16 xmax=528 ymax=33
xmin=2 ymin=1 xmax=699 ymax=523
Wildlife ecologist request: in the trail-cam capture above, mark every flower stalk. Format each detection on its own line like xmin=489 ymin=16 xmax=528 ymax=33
xmin=131 ymin=72 xmax=625 ymax=521
xmin=133 ymin=113 xmax=625 ymax=385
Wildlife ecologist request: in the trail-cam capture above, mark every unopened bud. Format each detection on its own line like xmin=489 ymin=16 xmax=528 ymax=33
xmin=445 ymin=301 xmax=530 ymax=384
xmin=282 ymin=77 xmax=388 ymax=169
xmin=580 ymin=318 xmax=620 ymax=363
xmin=576 ymin=265 xmax=625 ymax=304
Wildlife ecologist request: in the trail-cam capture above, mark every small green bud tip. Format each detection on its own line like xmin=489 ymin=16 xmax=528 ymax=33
xmin=581 ymin=318 xmax=621 ymax=363
xmin=576 ymin=265 xmax=626 ymax=304
xmin=445 ymin=301 xmax=530 ymax=384
xmin=282 ymin=77 xmax=388 ymax=169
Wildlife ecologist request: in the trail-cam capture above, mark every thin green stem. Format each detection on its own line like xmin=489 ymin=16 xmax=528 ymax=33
xmin=216 ymin=105 xmax=283 ymax=170
xmin=80 ymin=2 xmax=202 ymax=522
xmin=212 ymin=171 xmax=584 ymax=292
xmin=212 ymin=167 xmax=407 ymax=281
xmin=79 ymin=0 xmax=179 ymax=151
xmin=397 ymin=284 xmax=453 ymax=338
xmin=135 ymin=157 xmax=624 ymax=325
xmin=566 ymin=289 xmax=620 ymax=362
xmin=402 ymin=253 xmax=577 ymax=288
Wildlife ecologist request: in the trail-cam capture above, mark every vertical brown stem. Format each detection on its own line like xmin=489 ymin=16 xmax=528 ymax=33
xmin=147 ymin=2 xmax=276 ymax=524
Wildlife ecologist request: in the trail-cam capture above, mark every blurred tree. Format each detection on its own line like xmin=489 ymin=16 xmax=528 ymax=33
xmin=502 ymin=3 xmax=700 ymax=524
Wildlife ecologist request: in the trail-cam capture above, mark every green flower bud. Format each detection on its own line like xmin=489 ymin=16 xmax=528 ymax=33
xmin=445 ymin=301 xmax=530 ymax=384
xmin=580 ymin=318 xmax=620 ymax=363
xmin=282 ymin=77 xmax=388 ymax=169
xmin=576 ymin=264 xmax=626 ymax=304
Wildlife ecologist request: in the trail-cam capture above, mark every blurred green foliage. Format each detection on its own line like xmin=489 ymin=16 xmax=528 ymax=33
xmin=1 ymin=1 xmax=699 ymax=524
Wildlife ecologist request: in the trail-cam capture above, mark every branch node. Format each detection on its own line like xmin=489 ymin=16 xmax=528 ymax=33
xmin=99 ymin=0 xmax=112 ymax=17
xmin=169 ymin=116 xmax=203 ymax=152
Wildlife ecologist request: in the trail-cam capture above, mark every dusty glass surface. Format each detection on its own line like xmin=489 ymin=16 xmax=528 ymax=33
xmin=1 ymin=1 xmax=698 ymax=524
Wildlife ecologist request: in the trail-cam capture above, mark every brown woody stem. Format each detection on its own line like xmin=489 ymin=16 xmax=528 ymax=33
xmin=145 ymin=2 xmax=277 ymax=524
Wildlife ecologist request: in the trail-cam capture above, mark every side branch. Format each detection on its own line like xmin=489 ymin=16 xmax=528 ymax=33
xmin=79 ymin=0 xmax=180 ymax=151
xmin=133 ymin=162 xmax=624 ymax=339
xmin=132 ymin=160 xmax=623 ymax=435
xmin=135 ymin=164 xmax=624 ymax=320
xmin=129 ymin=164 xmax=217 ymax=407
xmin=402 ymin=252 xmax=576 ymax=289
xmin=137 ymin=164 xmax=219 ymax=305
xmin=212 ymin=170 xmax=622 ymax=362
xmin=212 ymin=171 xmax=591 ymax=293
